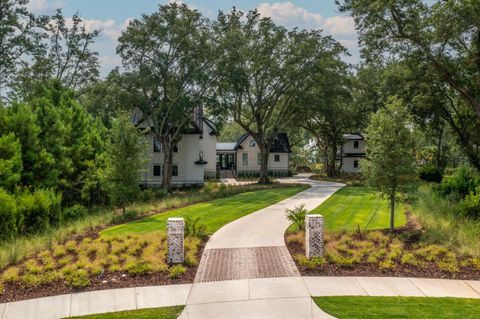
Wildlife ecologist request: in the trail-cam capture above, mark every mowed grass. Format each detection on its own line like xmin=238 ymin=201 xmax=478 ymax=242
xmin=67 ymin=306 xmax=184 ymax=319
xmin=310 ymin=186 xmax=407 ymax=231
xmin=101 ymin=185 xmax=308 ymax=236
xmin=313 ymin=296 xmax=480 ymax=319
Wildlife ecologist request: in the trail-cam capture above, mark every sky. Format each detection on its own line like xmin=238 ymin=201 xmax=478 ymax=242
xmin=26 ymin=0 xmax=360 ymax=77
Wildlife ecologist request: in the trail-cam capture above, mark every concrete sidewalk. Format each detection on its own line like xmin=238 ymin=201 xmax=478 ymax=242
xmin=2 ymin=276 xmax=480 ymax=319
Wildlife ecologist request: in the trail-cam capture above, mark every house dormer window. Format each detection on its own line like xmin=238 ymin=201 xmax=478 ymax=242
xmin=354 ymin=141 xmax=359 ymax=149
xmin=250 ymin=140 xmax=256 ymax=147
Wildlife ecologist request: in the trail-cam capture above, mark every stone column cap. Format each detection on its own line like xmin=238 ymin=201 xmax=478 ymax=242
xmin=306 ymin=214 xmax=323 ymax=218
xmin=167 ymin=217 xmax=185 ymax=222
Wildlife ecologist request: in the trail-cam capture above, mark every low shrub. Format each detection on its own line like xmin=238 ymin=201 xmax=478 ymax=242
xmin=0 ymin=188 xmax=18 ymax=239
xmin=16 ymin=188 xmax=63 ymax=234
xmin=2 ymin=266 xmax=20 ymax=282
xmin=434 ymin=166 xmax=479 ymax=201
xmin=140 ymin=188 xmax=168 ymax=202
xmin=184 ymin=217 xmax=207 ymax=238
xmin=64 ymin=269 xmax=90 ymax=288
xmin=419 ymin=166 xmax=443 ymax=183
xmin=285 ymin=204 xmax=308 ymax=231
xmin=295 ymin=254 xmax=326 ymax=269
xmin=457 ymin=188 xmax=480 ymax=219
xmin=63 ymin=204 xmax=89 ymax=221
xmin=126 ymin=261 xmax=152 ymax=276
xmin=168 ymin=265 xmax=186 ymax=278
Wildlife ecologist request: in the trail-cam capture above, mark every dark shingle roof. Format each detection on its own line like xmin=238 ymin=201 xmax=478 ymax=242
xmin=233 ymin=133 xmax=292 ymax=153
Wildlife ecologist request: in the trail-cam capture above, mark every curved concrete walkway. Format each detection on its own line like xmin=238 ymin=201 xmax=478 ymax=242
xmin=205 ymin=176 xmax=344 ymax=249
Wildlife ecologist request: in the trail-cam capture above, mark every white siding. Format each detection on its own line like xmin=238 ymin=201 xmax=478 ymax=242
xmin=343 ymin=139 xmax=365 ymax=154
xmin=235 ymin=137 xmax=289 ymax=172
xmin=142 ymin=132 xmax=204 ymax=186
xmin=199 ymin=121 xmax=217 ymax=178
xmin=341 ymin=157 xmax=361 ymax=173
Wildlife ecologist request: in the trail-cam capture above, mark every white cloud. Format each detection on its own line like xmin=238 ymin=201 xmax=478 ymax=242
xmin=27 ymin=0 xmax=64 ymax=13
xmin=256 ymin=2 xmax=356 ymax=37
xmin=62 ymin=17 xmax=132 ymax=41
xmin=324 ymin=16 xmax=355 ymax=35
xmin=257 ymin=2 xmax=322 ymax=30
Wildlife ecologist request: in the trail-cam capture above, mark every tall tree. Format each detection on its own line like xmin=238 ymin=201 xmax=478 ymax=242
xmin=0 ymin=0 xmax=42 ymax=93
xmin=12 ymin=9 xmax=100 ymax=99
xmin=214 ymin=9 xmax=343 ymax=183
xmin=300 ymin=52 xmax=353 ymax=177
xmin=361 ymin=97 xmax=417 ymax=231
xmin=338 ymin=0 xmax=480 ymax=169
xmin=102 ymin=114 xmax=146 ymax=215
xmin=117 ymin=3 xmax=217 ymax=190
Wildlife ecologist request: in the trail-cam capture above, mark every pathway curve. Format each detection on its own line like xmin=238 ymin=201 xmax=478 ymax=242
xmin=182 ymin=175 xmax=344 ymax=318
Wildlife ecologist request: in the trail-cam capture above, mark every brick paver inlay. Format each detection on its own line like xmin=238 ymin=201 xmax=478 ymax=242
xmin=194 ymin=246 xmax=300 ymax=283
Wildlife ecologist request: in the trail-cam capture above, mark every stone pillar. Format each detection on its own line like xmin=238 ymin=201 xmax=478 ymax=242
xmin=305 ymin=214 xmax=324 ymax=259
xmin=167 ymin=217 xmax=184 ymax=264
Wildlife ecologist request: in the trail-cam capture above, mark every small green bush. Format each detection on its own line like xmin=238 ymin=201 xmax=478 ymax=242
xmin=168 ymin=265 xmax=186 ymax=278
xmin=63 ymin=204 xmax=88 ymax=221
xmin=0 ymin=188 xmax=18 ymax=239
xmin=140 ymin=188 xmax=168 ymax=202
xmin=16 ymin=188 xmax=62 ymax=234
xmin=64 ymin=269 xmax=90 ymax=288
xmin=419 ymin=166 xmax=443 ymax=183
xmin=184 ymin=217 xmax=207 ymax=238
xmin=458 ymin=188 xmax=480 ymax=219
xmin=285 ymin=204 xmax=308 ymax=230
xmin=126 ymin=261 xmax=152 ymax=276
xmin=434 ymin=166 xmax=479 ymax=201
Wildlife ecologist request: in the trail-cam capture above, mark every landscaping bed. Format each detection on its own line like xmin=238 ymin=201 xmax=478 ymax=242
xmin=0 ymin=184 xmax=308 ymax=303
xmin=286 ymin=225 xmax=480 ymax=280
xmin=0 ymin=232 xmax=205 ymax=303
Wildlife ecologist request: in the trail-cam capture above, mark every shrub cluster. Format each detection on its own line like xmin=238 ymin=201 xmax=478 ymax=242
xmin=433 ymin=166 xmax=480 ymax=218
xmin=236 ymin=170 xmax=293 ymax=179
xmin=434 ymin=166 xmax=479 ymax=200
xmin=0 ymin=188 xmax=63 ymax=239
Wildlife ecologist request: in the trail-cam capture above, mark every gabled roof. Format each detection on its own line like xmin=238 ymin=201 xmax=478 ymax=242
xmin=216 ymin=142 xmax=237 ymax=151
xmin=217 ymin=132 xmax=292 ymax=153
xmin=343 ymin=133 xmax=364 ymax=140
xmin=203 ymin=117 xmax=218 ymax=136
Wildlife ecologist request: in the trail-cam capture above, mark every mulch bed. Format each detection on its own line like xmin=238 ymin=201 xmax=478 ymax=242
xmin=0 ymin=239 xmax=206 ymax=303
xmin=285 ymin=239 xmax=480 ymax=280
xmin=285 ymin=212 xmax=480 ymax=281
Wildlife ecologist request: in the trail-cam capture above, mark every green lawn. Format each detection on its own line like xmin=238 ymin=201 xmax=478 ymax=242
xmin=67 ymin=306 xmax=184 ymax=319
xmin=309 ymin=186 xmax=407 ymax=231
xmin=101 ymin=185 xmax=308 ymax=236
xmin=313 ymin=296 xmax=480 ymax=319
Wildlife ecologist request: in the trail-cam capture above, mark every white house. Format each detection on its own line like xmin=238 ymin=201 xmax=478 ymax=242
xmin=133 ymin=107 xmax=218 ymax=187
xmin=340 ymin=134 xmax=365 ymax=173
xmin=216 ymin=133 xmax=292 ymax=177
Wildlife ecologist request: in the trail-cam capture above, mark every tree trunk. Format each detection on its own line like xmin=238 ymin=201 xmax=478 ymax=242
xmin=327 ymin=142 xmax=337 ymax=178
xmin=435 ymin=126 xmax=444 ymax=170
xmin=258 ymin=143 xmax=270 ymax=184
xmin=161 ymin=140 xmax=173 ymax=192
xmin=389 ymin=188 xmax=396 ymax=232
